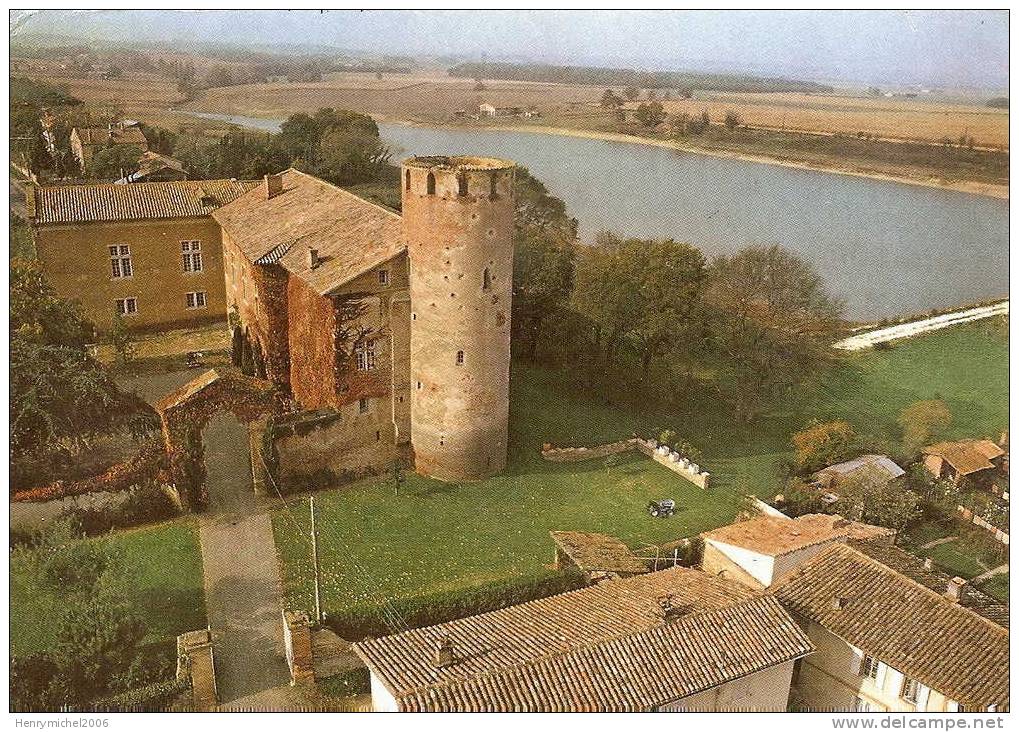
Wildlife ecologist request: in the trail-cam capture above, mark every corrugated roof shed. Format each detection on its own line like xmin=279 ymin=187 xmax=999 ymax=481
xmin=32 ymin=179 xmax=257 ymax=225
xmin=773 ymin=540 xmax=1008 ymax=708
xmin=353 ymin=566 xmax=813 ymax=712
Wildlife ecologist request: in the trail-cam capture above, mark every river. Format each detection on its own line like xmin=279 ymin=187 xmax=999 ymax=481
xmin=181 ymin=110 xmax=1008 ymax=320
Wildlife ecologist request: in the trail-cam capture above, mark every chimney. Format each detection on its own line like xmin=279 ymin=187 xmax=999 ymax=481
xmin=658 ymin=593 xmax=682 ymax=624
xmin=307 ymin=248 xmax=320 ymax=270
xmin=433 ymin=636 xmax=455 ymax=668
xmin=831 ymin=596 xmax=848 ymax=610
xmin=264 ymin=172 xmax=283 ymax=200
xmin=946 ymin=576 xmax=966 ymax=602
xmin=923 ymin=557 xmax=934 ymax=571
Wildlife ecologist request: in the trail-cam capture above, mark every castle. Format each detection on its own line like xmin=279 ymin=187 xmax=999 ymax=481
xmin=212 ymin=156 xmax=516 ymax=482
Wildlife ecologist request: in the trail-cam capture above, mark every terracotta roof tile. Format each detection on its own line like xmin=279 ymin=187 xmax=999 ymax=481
xmin=702 ymin=514 xmax=852 ymax=556
xmin=773 ymin=541 xmax=1008 ymax=708
xmin=33 ymin=179 xmax=257 ymax=225
xmin=550 ymin=531 xmax=649 ymax=574
xmin=353 ymin=567 xmax=813 ymax=711
xmin=924 ymin=440 xmax=1005 ymax=476
xmin=211 ymin=169 xmax=404 ymax=295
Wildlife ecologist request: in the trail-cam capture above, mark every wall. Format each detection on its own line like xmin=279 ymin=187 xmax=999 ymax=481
xmin=795 ymin=621 xmax=953 ymax=712
xmin=369 ymin=672 xmax=400 ymax=712
xmin=273 ymin=402 xmax=397 ymax=486
xmin=660 ymin=660 xmax=796 ymax=711
xmin=34 ymin=217 xmax=227 ymax=331
xmin=702 ymin=540 xmax=774 ymax=587
xmin=287 ymin=275 xmax=338 ymax=408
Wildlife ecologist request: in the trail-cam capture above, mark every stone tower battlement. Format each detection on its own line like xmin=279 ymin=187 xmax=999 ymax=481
xmin=402 ymin=155 xmax=516 ymax=481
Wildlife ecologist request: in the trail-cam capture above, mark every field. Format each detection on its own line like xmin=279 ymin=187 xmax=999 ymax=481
xmin=9 ymin=518 xmax=207 ymax=658
xmin=272 ymin=320 xmax=1008 ymax=634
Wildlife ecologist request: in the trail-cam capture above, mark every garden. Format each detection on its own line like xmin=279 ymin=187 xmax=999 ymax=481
xmin=271 ymin=320 xmax=1008 ymax=636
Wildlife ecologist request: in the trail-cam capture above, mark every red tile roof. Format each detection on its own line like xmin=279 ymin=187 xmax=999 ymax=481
xmin=924 ymin=440 xmax=1005 ymax=476
xmin=353 ymin=567 xmax=813 ymax=712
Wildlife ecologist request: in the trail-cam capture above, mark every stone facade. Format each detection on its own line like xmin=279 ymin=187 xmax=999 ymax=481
xmin=403 ymin=157 xmax=516 ymax=481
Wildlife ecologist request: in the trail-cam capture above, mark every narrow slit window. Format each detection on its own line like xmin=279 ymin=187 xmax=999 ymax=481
xmin=490 ymin=173 xmax=498 ymax=199
xmin=405 ymin=169 xmax=411 ymax=190
xmin=483 ymin=267 xmax=492 ymax=291
xmin=426 ymin=172 xmax=436 ymax=195
xmin=457 ymin=173 xmax=468 ymax=196
xmin=359 ymin=398 xmax=370 ymax=414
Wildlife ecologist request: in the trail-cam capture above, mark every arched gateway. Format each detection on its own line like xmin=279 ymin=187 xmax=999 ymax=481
xmin=155 ymin=369 xmax=283 ymax=510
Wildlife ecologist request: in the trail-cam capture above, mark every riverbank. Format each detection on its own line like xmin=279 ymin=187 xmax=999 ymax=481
xmin=374 ymin=115 xmax=1009 ymax=201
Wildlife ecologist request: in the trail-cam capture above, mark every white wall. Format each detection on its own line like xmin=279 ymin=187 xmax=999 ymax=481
xmin=706 ymin=540 xmax=775 ymax=586
xmin=370 ymin=672 xmax=400 ymax=712
xmin=660 ymin=660 xmax=796 ymax=712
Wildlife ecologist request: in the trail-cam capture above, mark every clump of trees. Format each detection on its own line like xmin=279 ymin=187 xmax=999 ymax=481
xmin=791 ymin=420 xmax=860 ymax=473
xmin=897 ymin=399 xmax=952 ymax=456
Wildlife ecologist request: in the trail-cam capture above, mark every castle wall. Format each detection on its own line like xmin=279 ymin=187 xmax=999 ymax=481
xmin=403 ymin=157 xmax=515 ymax=481
xmin=288 ymin=275 xmax=338 ymax=409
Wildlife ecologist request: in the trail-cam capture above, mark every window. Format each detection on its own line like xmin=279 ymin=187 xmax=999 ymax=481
xmin=359 ymin=398 xmax=369 ymax=414
xmin=115 ymin=297 xmax=138 ymax=316
xmin=490 ymin=173 xmax=498 ymax=199
xmin=182 ymin=241 xmax=203 ymax=273
xmin=456 ymin=350 xmax=465 ymax=366
xmin=185 ymin=291 xmax=208 ymax=309
xmin=416 ymin=381 xmax=422 ymax=390
xmin=483 ymin=267 xmax=492 ymax=291
xmin=426 ymin=172 xmax=436 ymax=195
xmin=378 ymin=269 xmax=390 ymax=287
xmin=405 ymin=169 xmax=411 ymax=191
xmin=457 ymin=173 xmax=468 ymax=196
xmin=861 ymin=655 xmax=880 ymax=681
xmin=355 ymin=341 xmax=377 ymax=371
xmin=109 ymin=244 xmax=132 ymax=279
xmin=900 ymin=677 xmax=920 ymax=704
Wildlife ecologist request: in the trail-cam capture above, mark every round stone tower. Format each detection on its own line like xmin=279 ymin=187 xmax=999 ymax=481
xmin=402 ymin=155 xmax=516 ymax=481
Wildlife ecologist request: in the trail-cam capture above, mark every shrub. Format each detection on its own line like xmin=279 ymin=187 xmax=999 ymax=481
xmin=92 ymin=676 xmax=190 ymax=712
xmin=59 ymin=481 xmax=179 ymax=536
xmin=791 ymin=420 xmax=859 ymax=473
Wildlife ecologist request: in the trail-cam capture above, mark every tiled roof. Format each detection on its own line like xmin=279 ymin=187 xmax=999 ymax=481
xmin=117 ymin=151 xmax=187 ymax=183
xmin=74 ymin=125 xmax=148 ymax=147
xmin=550 ymin=531 xmax=649 ymax=574
xmin=353 ymin=567 xmax=813 ymax=712
xmin=773 ymin=541 xmax=1008 ymax=708
xmin=924 ymin=440 xmax=1005 ymax=476
xmin=32 ymin=179 xmax=257 ymax=225
xmin=211 ymin=169 xmax=404 ymax=296
xmin=397 ymin=596 xmax=811 ymax=712
xmin=702 ymin=514 xmax=851 ymax=557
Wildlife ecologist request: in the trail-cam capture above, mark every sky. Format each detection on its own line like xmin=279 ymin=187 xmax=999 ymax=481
xmin=10 ymin=9 xmax=1010 ymax=90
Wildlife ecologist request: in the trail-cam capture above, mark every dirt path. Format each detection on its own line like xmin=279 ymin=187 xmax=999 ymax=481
xmin=971 ymin=563 xmax=1009 ymax=585
xmin=199 ymin=412 xmax=290 ymax=704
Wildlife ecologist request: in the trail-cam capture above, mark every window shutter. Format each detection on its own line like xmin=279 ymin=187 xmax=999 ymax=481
xmin=849 ymin=645 xmax=864 ymax=675
xmin=874 ymin=662 xmax=888 ymax=690
xmin=915 ymin=684 xmax=931 ymax=712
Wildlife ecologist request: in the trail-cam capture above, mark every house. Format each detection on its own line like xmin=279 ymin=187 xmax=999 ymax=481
xmin=70 ymin=122 xmax=149 ymax=171
xmin=813 ymin=454 xmax=905 ymax=494
xmin=922 ymin=440 xmax=1005 ymax=485
xmin=774 ymin=540 xmax=1008 ymax=712
xmin=700 ymin=513 xmax=893 ymax=589
xmin=115 ymin=151 xmax=188 ymax=184
xmin=478 ymin=103 xmax=496 ymax=116
xmin=213 ymin=157 xmax=516 ymax=482
xmin=28 ymin=179 xmax=256 ymax=330
xmin=352 ymin=566 xmax=813 ymax=711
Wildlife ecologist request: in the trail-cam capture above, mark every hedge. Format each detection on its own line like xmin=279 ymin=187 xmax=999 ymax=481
xmin=92 ymin=676 xmax=190 ymax=712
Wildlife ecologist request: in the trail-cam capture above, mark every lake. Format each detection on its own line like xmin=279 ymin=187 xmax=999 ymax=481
xmin=182 ymin=111 xmax=1008 ymax=319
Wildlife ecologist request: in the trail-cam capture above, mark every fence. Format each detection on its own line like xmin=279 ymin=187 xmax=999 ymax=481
xmin=541 ymin=437 xmax=710 ymax=489
xmin=957 ymin=505 xmax=1010 ymax=546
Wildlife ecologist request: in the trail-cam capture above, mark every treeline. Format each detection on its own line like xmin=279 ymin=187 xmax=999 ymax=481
xmin=449 ymin=62 xmax=834 ymax=94
xmin=510 ymin=171 xmax=843 ymax=424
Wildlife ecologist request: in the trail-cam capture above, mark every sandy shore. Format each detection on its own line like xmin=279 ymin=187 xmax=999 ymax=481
xmin=375 ymin=115 xmax=1009 ymax=201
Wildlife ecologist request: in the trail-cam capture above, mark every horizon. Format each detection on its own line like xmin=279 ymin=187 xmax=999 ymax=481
xmin=9 ymin=9 xmax=1010 ymax=91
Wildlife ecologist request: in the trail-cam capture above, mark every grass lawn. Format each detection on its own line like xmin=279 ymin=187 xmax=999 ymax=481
xmin=978 ymin=573 xmax=1009 ymax=603
xmin=10 ymin=519 xmax=206 ymax=658
xmin=919 ymin=541 xmax=988 ymax=579
xmin=272 ymin=320 xmax=1007 ymax=632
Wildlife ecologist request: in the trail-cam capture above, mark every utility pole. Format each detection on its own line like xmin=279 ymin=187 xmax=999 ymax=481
xmin=310 ymin=496 xmax=322 ymax=623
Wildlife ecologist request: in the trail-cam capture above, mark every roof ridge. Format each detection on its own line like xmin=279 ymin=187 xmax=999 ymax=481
xmin=393 ymin=591 xmax=786 ymax=702
xmin=780 ymin=541 xmax=1008 ymax=636
xmin=284 ymin=168 xmax=402 ymax=221
xmin=36 ymin=178 xmax=252 ymax=192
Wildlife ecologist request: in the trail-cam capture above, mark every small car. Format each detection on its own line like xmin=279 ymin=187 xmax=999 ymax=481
xmin=648 ymin=499 xmax=676 ymax=518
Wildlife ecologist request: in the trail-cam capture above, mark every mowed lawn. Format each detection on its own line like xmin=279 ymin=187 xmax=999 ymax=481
xmin=10 ymin=519 xmax=206 ymax=657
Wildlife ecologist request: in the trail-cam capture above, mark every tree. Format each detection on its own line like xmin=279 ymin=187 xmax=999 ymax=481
xmin=600 ymin=89 xmax=622 ymax=109
xmin=204 ymin=65 xmax=233 ymax=88
xmin=792 ymin=420 xmax=859 ymax=472
xmin=897 ymin=400 xmax=952 ymax=455
xmin=668 ymin=113 xmax=690 ymax=138
xmin=107 ymin=311 xmax=135 ymax=367
xmin=723 ymin=110 xmax=742 ymax=130
xmin=623 ymin=85 xmax=640 ymax=101
xmin=473 ymin=79 xmax=486 ymax=91
xmin=511 ymin=168 xmax=578 ymax=360
xmin=87 ymin=144 xmax=143 ymax=181
xmin=700 ymin=110 xmax=711 ymax=129
xmin=316 ymin=124 xmax=391 ymax=185
xmin=634 ymin=101 xmax=666 ymax=128
xmin=831 ymin=471 xmax=921 ymax=530
xmin=705 ymin=245 xmax=842 ymax=423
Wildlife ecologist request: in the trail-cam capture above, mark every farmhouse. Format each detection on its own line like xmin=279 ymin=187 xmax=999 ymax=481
xmin=922 ymin=439 xmax=1005 ymax=485
xmin=700 ymin=513 xmax=893 ymax=589
xmin=70 ymin=122 xmax=148 ymax=171
xmin=213 ymin=157 xmax=516 ymax=482
xmin=774 ymin=540 xmax=1008 ymax=712
xmin=28 ymin=178 xmax=256 ymax=330
xmin=352 ymin=566 xmax=813 ymax=711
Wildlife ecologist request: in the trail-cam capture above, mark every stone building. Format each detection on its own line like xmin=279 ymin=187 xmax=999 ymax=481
xmin=29 ymin=178 xmax=256 ymax=331
xmin=70 ymin=122 xmax=148 ymax=171
xmin=212 ymin=156 xmax=516 ymax=482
